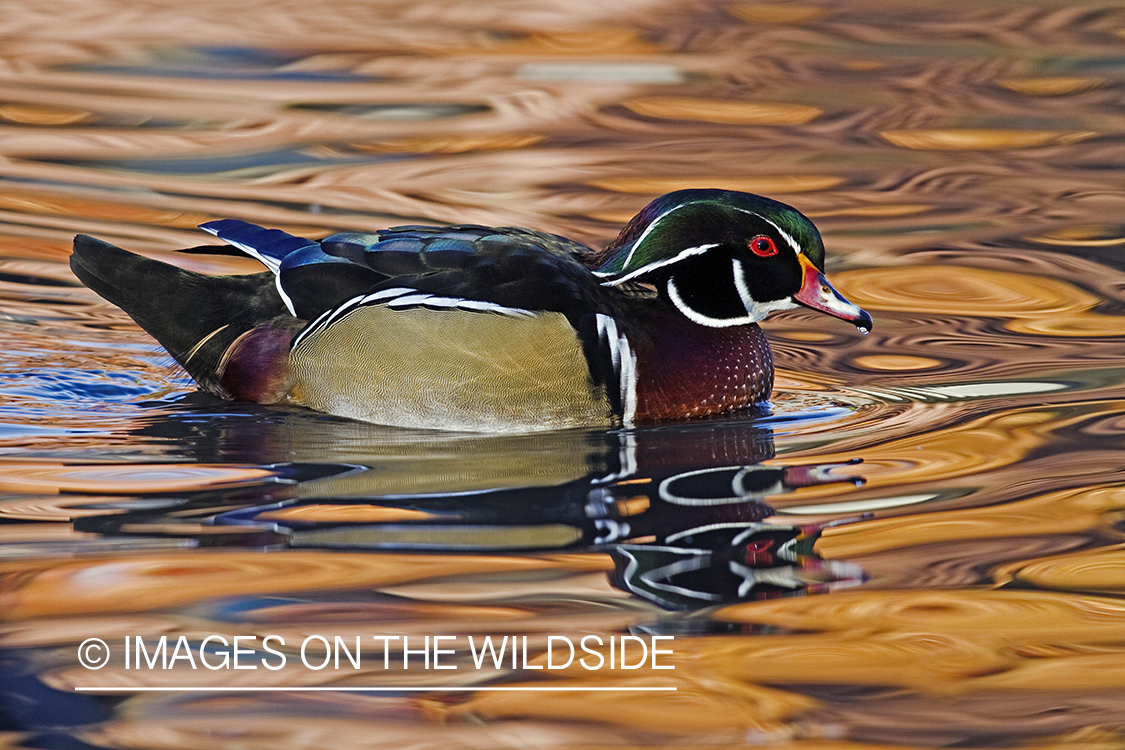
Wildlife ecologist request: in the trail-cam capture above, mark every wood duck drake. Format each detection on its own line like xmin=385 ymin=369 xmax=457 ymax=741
xmin=70 ymin=189 xmax=871 ymax=432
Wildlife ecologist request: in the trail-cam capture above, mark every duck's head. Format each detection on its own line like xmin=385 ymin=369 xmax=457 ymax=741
xmin=594 ymin=189 xmax=872 ymax=332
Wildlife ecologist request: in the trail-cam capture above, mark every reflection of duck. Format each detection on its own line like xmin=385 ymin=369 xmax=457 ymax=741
xmin=204 ymin=457 xmax=864 ymax=609
xmin=70 ymin=190 xmax=870 ymax=432
xmin=216 ymin=459 xmax=861 ymax=546
xmin=610 ymin=519 xmax=862 ymax=610
xmin=231 ymin=452 xmax=865 ymax=604
xmin=76 ymin=416 xmax=866 ymax=610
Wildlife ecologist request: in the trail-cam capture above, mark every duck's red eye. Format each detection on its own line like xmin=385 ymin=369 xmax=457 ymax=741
xmin=749 ymin=235 xmax=778 ymax=257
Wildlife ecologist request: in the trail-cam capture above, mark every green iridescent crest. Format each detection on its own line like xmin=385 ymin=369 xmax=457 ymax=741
xmin=593 ymin=189 xmax=826 ymax=283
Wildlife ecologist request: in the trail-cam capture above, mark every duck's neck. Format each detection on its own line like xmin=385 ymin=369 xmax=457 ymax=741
xmin=631 ymin=314 xmax=774 ymax=422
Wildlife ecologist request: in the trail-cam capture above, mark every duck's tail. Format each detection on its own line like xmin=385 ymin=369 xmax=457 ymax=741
xmin=70 ymin=235 xmax=297 ymax=400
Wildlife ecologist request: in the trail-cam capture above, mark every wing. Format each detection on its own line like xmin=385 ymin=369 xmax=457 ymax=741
xmin=200 ymin=219 xmax=639 ymax=421
xmin=200 ymin=219 xmax=599 ymax=319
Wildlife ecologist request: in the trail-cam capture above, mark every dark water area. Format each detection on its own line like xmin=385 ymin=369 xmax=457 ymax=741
xmin=1 ymin=1 xmax=1125 ymax=748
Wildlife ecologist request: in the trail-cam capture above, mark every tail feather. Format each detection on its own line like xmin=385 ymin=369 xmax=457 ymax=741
xmin=199 ymin=219 xmax=315 ymax=273
xmin=70 ymin=235 xmax=292 ymax=394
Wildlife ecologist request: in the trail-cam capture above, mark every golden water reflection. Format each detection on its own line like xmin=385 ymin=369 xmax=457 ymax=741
xmin=835 ymin=266 xmax=1125 ymax=337
xmin=880 ymin=129 xmax=1096 ymax=150
xmin=1 ymin=0 xmax=1125 ymax=747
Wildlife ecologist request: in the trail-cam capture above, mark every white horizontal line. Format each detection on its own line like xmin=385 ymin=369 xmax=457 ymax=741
xmin=75 ymin=686 xmax=676 ymax=692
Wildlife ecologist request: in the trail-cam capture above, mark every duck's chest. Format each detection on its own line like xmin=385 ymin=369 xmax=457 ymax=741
xmin=631 ymin=318 xmax=773 ymax=422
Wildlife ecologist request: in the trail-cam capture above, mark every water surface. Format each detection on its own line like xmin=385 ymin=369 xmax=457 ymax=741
xmin=2 ymin=1 xmax=1125 ymax=748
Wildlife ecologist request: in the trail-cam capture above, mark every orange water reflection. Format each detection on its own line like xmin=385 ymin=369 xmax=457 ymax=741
xmin=1 ymin=0 xmax=1125 ymax=747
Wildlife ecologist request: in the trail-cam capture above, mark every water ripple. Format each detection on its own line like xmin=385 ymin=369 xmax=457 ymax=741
xmin=1 ymin=1 xmax=1125 ymax=746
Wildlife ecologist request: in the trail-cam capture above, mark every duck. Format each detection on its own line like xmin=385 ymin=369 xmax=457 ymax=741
xmin=70 ymin=189 xmax=871 ymax=432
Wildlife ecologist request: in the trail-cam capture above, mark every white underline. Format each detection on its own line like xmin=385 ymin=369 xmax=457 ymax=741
xmin=74 ymin=686 xmax=677 ymax=692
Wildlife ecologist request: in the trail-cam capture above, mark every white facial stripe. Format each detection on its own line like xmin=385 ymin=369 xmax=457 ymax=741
xmin=732 ymin=466 xmax=784 ymax=498
xmin=668 ymin=522 xmax=769 ymax=543
xmin=732 ymin=258 xmax=756 ymax=318
xmin=615 ymin=202 xmax=695 ymax=271
xmin=667 ymin=270 xmax=798 ymax=327
xmin=600 ymin=207 xmax=805 ymax=286
xmin=667 ymin=276 xmax=755 ymax=328
xmin=598 ymin=243 xmax=719 ymax=286
xmin=730 ymin=206 xmax=802 ymax=256
xmin=748 ymin=297 xmax=799 ymax=320
xmin=730 ymin=257 xmax=801 ymax=320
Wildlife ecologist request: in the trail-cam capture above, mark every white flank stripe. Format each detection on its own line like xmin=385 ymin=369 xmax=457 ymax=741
xmin=596 ymin=314 xmax=636 ymax=426
xmin=451 ymin=299 xmax=535 ymax=316
xmin=620 ymin=337 xmax=637 ymax=427
xmin=293 ymin=308 xmax=333 ymax=349
xmin=596 ymin=314 xmax=621 ymax=370
xmin=395 ymin=294 xmax=534 ymax=317
xmin=294 ymin=288 xmax=539 ymax=349
xmin=420 ymin=297 xmax=461 ymax=308
xmin=451 ymin=299 xmax=494 ymax=312
xmin=364 ymin=287 xmax=415 ymax=302
xmin=292 ymin=294 xmax=369 ymax=349
xmin=385 ymin=293 xmax=435 ymax=307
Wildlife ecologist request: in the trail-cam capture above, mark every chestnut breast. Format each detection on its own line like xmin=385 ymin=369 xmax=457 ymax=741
xmin=632 ymin=316 xmax=773 ymax=422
